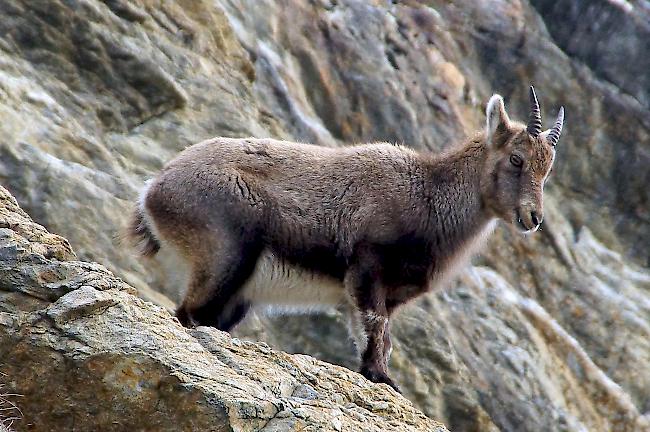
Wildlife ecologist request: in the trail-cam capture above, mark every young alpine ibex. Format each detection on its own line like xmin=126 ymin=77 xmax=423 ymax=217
xmin=128 ymin=86 xmax=564 ymax=390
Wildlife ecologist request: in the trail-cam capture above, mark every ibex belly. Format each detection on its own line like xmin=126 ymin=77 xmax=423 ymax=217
xmin=240 ymin=250 xmax=347 ymax=312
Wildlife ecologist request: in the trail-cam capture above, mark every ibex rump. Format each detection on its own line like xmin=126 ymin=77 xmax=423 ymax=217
xmin=128 ymin=87 xmax=564 ymax=390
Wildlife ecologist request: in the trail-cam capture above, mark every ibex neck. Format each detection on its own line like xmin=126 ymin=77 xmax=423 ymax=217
xmin=420 ymin=139 xmax=492 ymax=249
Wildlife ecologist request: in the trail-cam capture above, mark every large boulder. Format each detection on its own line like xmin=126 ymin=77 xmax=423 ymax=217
xmin=0 ymin=185 xmax=447 ymax=431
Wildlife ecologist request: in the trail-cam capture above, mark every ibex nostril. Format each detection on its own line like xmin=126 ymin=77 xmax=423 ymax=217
xmin=531 ymin=211 xmax=541 ymax=226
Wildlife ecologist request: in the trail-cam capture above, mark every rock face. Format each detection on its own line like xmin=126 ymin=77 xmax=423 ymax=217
xmin=0 ymin=185 xmax=447 ymax=432
xmin=0 ymin=1 xmax=648 ymax=431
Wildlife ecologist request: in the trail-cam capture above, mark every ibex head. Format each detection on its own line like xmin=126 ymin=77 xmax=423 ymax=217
xmin=482 ymin=86 xmax=564 ymax=233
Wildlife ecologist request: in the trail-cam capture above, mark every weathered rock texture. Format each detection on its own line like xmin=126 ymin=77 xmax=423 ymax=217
xmin=0 ymin=185 xmax=447 ymax=431
xmin=0 ymin=1 xmax=648 ymax=431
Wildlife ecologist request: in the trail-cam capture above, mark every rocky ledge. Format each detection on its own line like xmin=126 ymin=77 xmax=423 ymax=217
xmin=0 ymin=184 xmax=447 ymax=432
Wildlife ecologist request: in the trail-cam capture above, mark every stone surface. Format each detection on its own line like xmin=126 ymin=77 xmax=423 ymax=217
xmin=0 ymin=1 xmax=649 ymax=431
xmin=0 ymin=185 xmax=446 ymax=432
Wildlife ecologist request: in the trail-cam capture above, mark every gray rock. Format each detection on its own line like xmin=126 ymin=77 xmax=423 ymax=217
xmin=0 ymin=1 xmax=649 ymax=431
xmin=0 ymin=185 xmax=447 ymax=432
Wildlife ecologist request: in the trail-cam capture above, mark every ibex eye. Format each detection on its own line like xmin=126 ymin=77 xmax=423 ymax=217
xmin=510 ymin=154 xmax=523 ymax=167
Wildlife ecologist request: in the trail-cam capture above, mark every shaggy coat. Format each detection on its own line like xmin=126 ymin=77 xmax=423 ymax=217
xmin=127 ymin=87 xmax=563 ymax=390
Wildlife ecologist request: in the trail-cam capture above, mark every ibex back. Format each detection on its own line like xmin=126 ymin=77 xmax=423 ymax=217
xmin=127 ymin=86 xmax=564 ymax=390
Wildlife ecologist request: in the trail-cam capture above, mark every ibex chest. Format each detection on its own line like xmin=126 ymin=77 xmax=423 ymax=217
xmin=376 ymin=239 xmax=437 ymax=307
xmin=380 ymin=220 xmax=497 ymax=307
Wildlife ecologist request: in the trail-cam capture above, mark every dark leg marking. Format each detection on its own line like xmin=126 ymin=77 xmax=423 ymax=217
xmin=175 ymin=306 xmax=193 ymax=327
xmin=217 ymin=301 xmax=251 ymax=332
xmin=177 ymin=236 xmax=261 ymax=331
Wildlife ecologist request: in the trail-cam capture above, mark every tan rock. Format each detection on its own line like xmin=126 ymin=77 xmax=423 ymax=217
xmin=0 ymin=0 xmax=649 ymax=431
xmin=0 ymin=185 xmax=447 ymax=431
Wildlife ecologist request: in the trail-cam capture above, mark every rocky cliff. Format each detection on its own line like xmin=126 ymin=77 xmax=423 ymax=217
xmin=0 ymin=0 xmax=649 ymax=431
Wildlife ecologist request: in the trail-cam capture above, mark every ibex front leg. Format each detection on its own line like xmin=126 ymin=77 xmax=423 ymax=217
xmin=345 ymin=264 xmax=399 ymax=392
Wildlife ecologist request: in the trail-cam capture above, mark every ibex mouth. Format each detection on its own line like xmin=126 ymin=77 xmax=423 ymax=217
xmin=515 ymin=210 xmax=539 ymax=234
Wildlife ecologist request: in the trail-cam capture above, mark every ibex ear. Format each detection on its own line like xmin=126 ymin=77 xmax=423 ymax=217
xmin=486 ymin=94 xmax=511 ymax=147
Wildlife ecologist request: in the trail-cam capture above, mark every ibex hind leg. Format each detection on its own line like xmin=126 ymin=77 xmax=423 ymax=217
xmin=176 ymin=234 xmax=262 ymax=331
xmin=176 ymin=293 xmax=251 ymax=332
xmin=217 ymin=300 xmax=252 ymax=332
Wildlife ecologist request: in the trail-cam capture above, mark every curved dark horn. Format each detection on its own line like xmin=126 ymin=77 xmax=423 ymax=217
xmin=527 ymin=86 xmax=542 ymax=137
xmin=546 ymin=106 xmax=564 ymax=147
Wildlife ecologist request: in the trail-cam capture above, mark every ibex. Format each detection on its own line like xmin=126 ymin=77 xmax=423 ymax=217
xmin=127 ymin=87 xmax=564 ymax=390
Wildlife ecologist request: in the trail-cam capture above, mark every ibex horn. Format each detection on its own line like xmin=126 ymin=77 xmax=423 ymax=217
xmin=546 ymin=106 xmax=564 ymax=147
xmin=527 ymin=86 xmax=542 ymax=137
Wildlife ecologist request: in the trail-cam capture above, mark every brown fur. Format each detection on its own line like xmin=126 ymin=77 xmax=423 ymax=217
xmin=126 ymin=89 xmax=563 ymax=390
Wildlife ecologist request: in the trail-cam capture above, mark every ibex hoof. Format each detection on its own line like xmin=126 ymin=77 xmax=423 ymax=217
xmin=360 ymin=366 xmax=401 ymax=393
xmin=175 ymin=307 xmax=198 ymax=328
